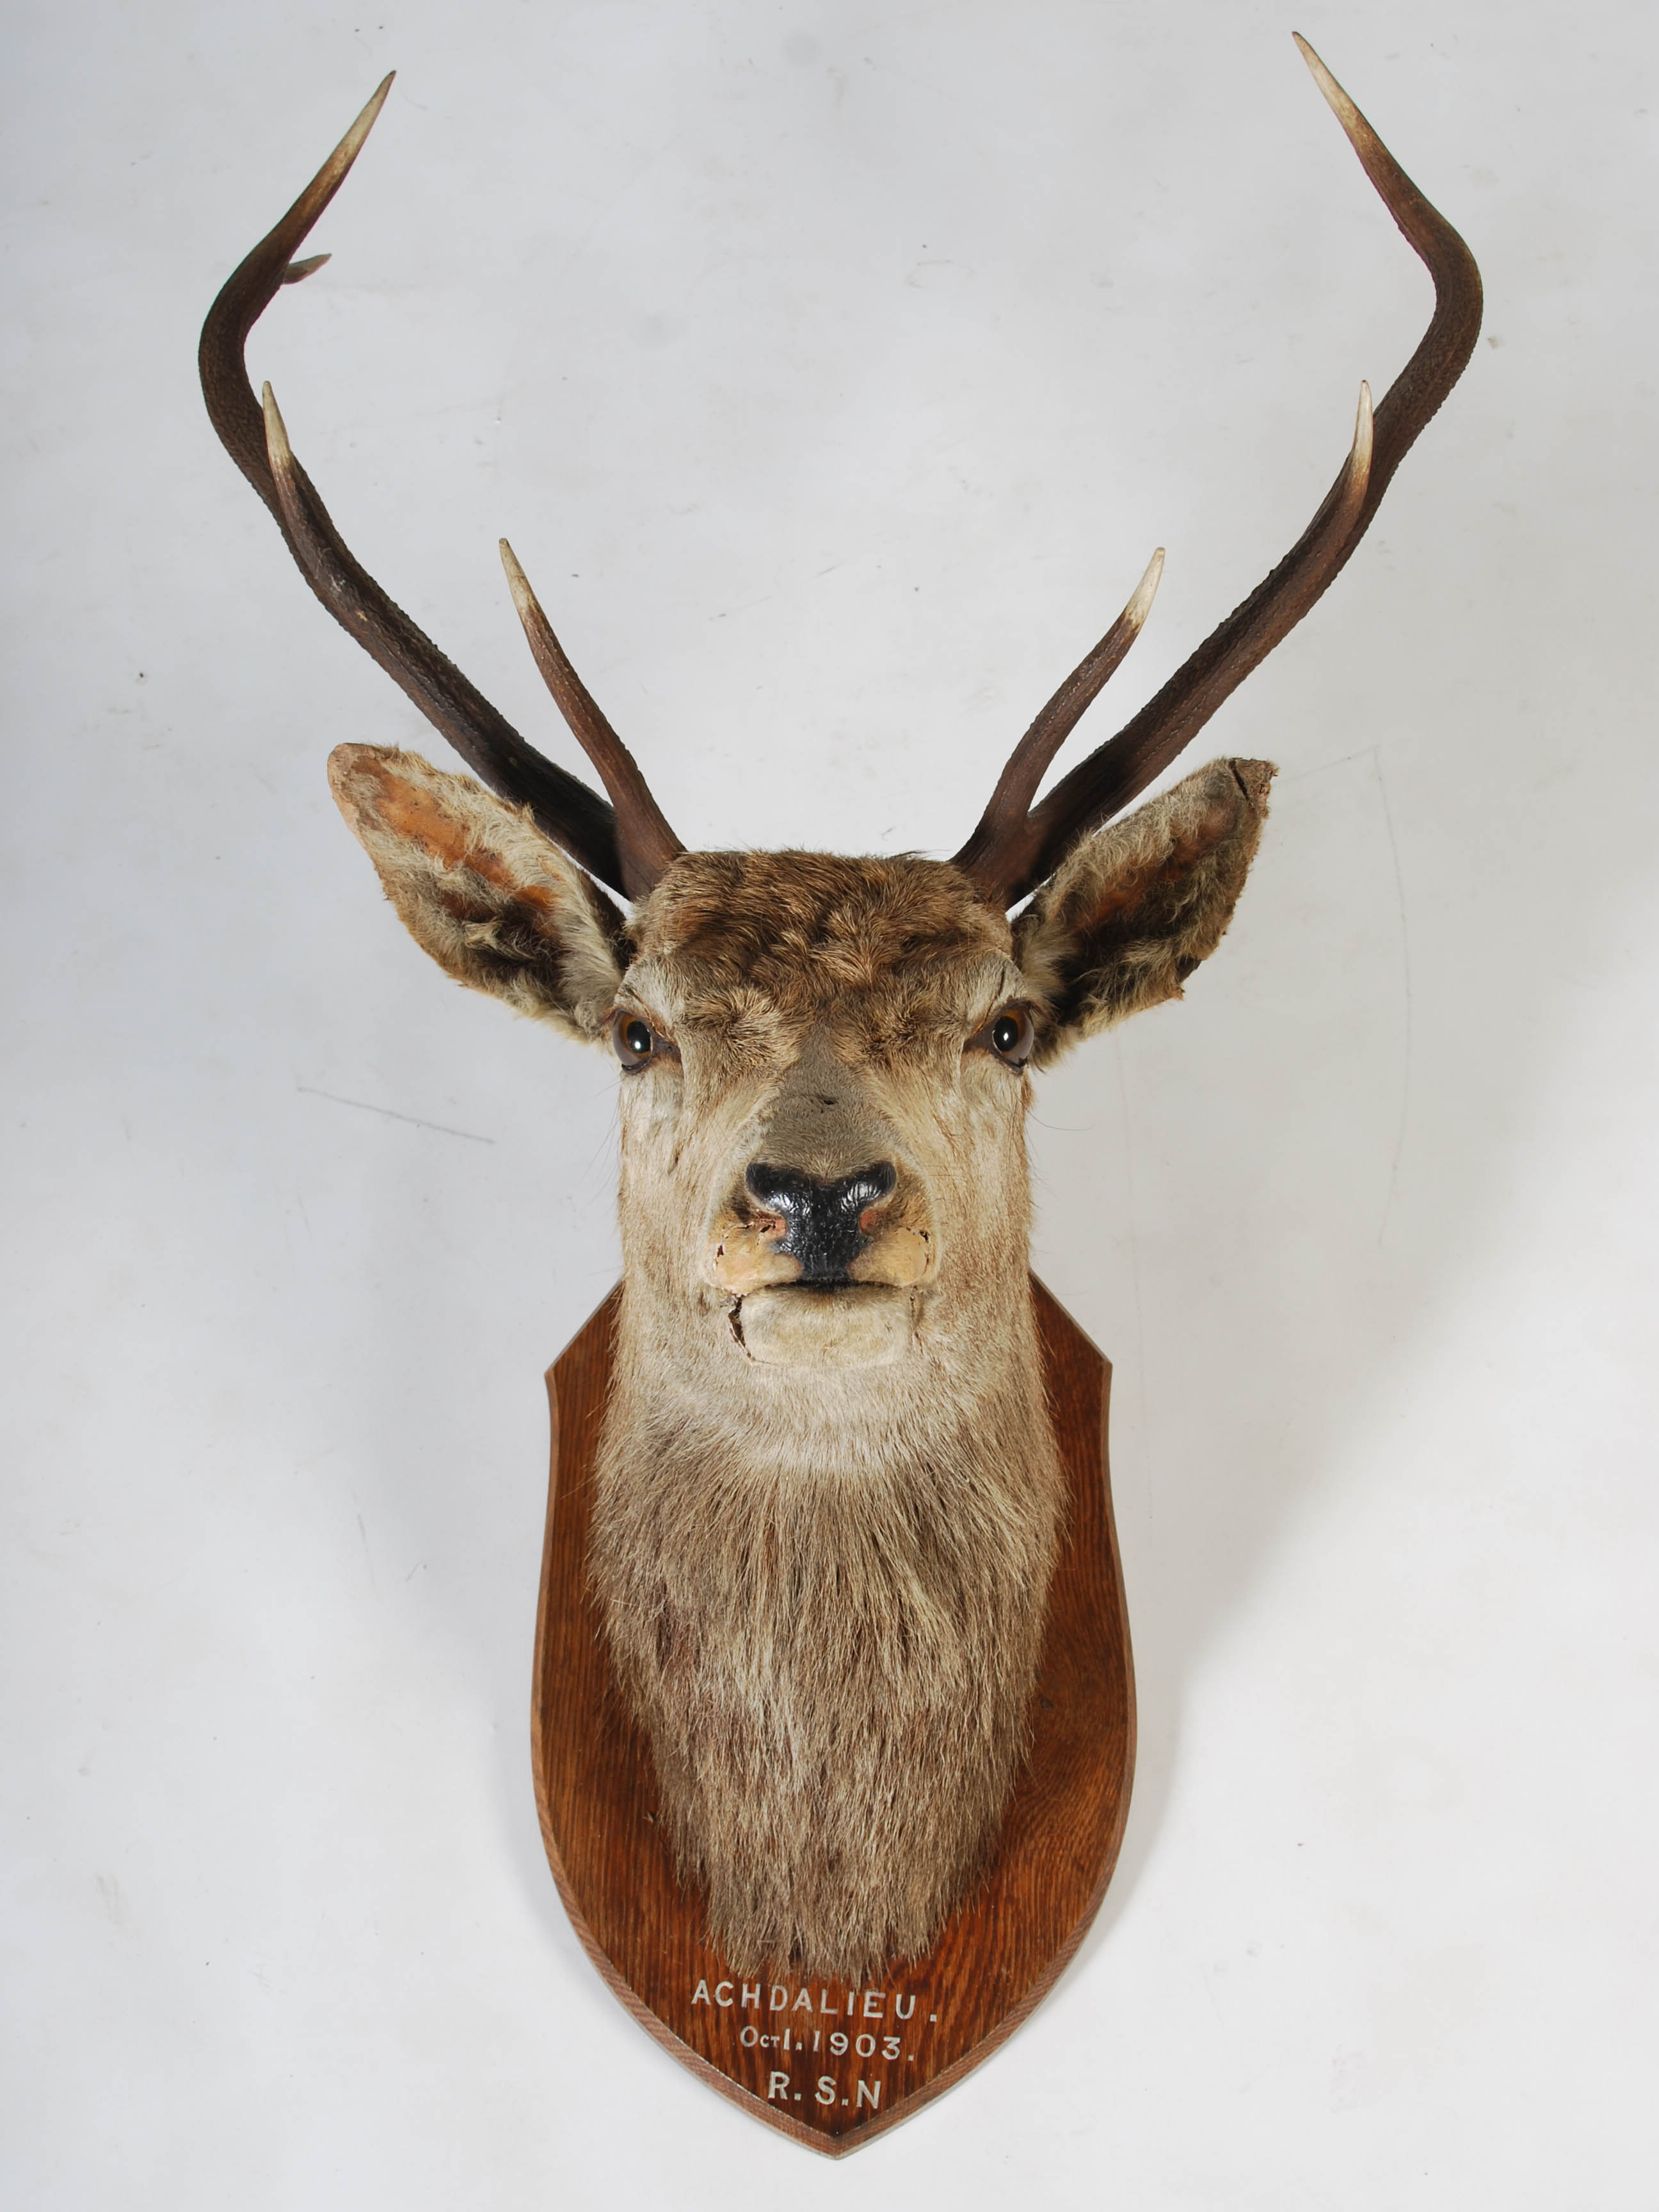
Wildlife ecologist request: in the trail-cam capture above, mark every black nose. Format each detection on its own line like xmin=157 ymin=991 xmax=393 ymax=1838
xmin=744 ymin=1161 xmax=897 ymax=1284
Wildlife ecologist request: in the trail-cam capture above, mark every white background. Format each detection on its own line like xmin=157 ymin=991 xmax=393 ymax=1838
xmin=4 ymin=0 xmax=1655 ymax=2202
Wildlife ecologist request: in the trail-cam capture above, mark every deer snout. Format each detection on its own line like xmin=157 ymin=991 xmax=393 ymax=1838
xmin=744 ymin=1162 xmax=895 ymax=1285
xmin=703 ymin=1160 xmax=934 ymax=1297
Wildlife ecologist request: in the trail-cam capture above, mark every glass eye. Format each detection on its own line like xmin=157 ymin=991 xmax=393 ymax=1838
xmin=970 ymin=1002 xmax=1036 ymax=1067
xmin=611 ymin=1012 xmax=659 ymax=1069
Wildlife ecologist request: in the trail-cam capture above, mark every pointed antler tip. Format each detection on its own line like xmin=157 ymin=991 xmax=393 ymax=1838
xmin=1326 ymin=378 xmax=1374 ymax=527
xmin=358 ymin=71 xmax=397 ymax=130
xmin=1129 ymin=546 xmax=1166 ymax=621
xmin=328 ymin=72 xmax=397 ymax=180
xmin=260 ymin=381 xmax=294 ymax=467
xmin=1292 ymin=32 xmax=1363 ymax=136
xmin=498 ymin=538 xmax=535 ymax=609
xmin=1291 ymin=30 xmax=1321 ymax=72
xmin=1354 ymin=378 xmax=1375 ymax=455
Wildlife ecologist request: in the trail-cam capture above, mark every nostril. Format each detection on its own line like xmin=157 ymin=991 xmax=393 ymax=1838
xmin=835 ymin=1162 xmax=895 ymax=1215
xmin=745 ymin=1162 xmax=812 ymax=1215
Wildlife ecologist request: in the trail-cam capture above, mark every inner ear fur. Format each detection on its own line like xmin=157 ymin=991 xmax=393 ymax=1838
xmin=1014 ymin=757 xmax=1274 ymax=1063
xmin=328 ymin=744 xmax=629 ymax=1041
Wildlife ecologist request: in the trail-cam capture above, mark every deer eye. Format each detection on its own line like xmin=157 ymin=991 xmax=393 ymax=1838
xmin=611 ymin=1011 xmax=665 ymax=1070
xmin=969 ymin=1003 xmax=1036 ymax=1068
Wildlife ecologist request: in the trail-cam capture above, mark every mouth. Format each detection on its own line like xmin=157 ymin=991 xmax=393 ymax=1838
xmin=704 ymin=1219 xmax=933 ymax=1298
xmin=728 ymin=1282 xmax=917 ymax=1370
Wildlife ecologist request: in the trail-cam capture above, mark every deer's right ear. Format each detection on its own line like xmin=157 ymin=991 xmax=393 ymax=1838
xmin=328 ymin=745 xmax=629 ymax=1043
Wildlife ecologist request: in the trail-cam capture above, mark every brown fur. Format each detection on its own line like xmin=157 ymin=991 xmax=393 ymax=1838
xmin=330 ymin=742 xmax=1273 ymax=1974
xmin=593 ymin=849 xmax=1059 ymax=1973
xmin=1016 ymin=758 xmax=1274 ymax=1060
xmin=328 ymin=745 xmax=627 ymax=1041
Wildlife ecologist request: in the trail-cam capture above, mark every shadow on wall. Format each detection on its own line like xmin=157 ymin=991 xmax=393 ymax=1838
xmin=1039 ymin=577 xmax=1636 ymax=1972
xmin=1039 ymin=736 xmax=1425 ymax=1964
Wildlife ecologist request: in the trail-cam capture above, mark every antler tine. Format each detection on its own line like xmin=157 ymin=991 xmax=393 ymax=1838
xmin=965 ymin=36 xmax=1482 ymax=910
xmin=952 ymin=548 xmax=1163 ymax=897
xmin=200 ymin=81 xmax=632 ymax=897
xmin=499 ymin=541 xmax=684 ymax=901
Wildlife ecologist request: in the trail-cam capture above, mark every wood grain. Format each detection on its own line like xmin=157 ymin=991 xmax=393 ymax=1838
xmin=531 ymin=1276 xmax=1134 ymax=2154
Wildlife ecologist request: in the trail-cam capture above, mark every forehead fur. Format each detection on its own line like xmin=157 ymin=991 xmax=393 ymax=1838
xmin=630 ymin=851 xmax=1011 ymax=1011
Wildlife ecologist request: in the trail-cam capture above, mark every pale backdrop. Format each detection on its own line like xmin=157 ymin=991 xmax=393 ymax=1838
xmin=4 ymin=0 xmax=1655 ymax=2203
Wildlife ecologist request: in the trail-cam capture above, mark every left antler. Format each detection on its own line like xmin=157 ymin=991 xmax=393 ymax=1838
xmin=199 ymin=77 xmax=683 ymax=901
xmin=952 ymin=35 xmax=1483 ymax=908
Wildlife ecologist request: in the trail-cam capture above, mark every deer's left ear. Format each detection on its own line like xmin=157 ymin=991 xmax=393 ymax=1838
xmin=328 ymin=744 xmax=629 ymax=1042
xmin=1013 ymin=758 xmax=1274 ymax=1065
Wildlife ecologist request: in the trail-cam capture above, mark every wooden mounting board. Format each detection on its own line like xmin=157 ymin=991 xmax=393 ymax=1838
xmin=531 ymin=1276 xmax=1135 ymax=2155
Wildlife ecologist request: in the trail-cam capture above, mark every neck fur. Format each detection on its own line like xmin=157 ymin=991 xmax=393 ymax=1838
xmin=590 ymin=1272 xmax=1064 ymax=1976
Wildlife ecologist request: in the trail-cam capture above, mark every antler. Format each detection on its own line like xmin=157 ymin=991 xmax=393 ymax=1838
xmin=953 ymin=35 xmax=1483 ymax=908
xmin=497 ymin=542 xmax=684 ymax=899
xmin=950 ymin=547 xmax=1165 ymax=890
xmin=200 ymin=77 xmax=683 ymax=901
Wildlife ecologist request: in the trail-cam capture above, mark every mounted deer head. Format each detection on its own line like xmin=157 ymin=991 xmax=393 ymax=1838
xmin=202 ymin=41 xmax=1480 ymax=1978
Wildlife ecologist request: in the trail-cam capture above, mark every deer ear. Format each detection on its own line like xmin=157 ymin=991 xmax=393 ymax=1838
xmin=1013 ymin=758 xmax=1274 ymax=1064
xmin=328 ymin=744 xmax=629 ymax=1043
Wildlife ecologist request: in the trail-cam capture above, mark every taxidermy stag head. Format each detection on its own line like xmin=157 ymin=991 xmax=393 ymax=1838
xmin=202 ymin=40 xmax=1480 ymax=1978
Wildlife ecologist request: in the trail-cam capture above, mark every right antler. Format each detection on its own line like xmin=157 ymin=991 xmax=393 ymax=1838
xmin=200 ymin=77 xmax=682 ymax=901
xmin=952 ymin=36 xmax=1483 ymax=908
